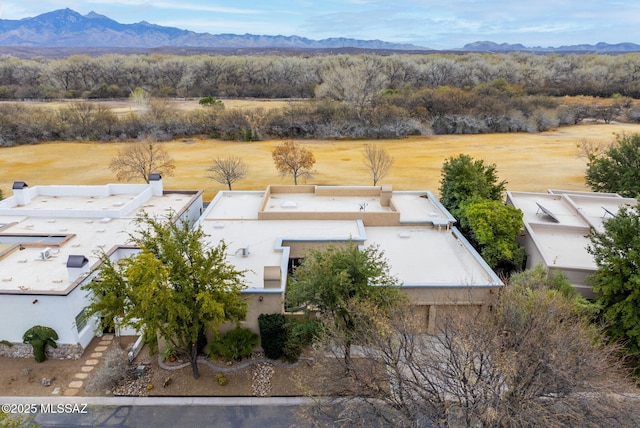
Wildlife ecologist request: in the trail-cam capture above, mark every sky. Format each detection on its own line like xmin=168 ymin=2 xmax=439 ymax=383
xmin=2 ymin=1 xmax=640 ymax=50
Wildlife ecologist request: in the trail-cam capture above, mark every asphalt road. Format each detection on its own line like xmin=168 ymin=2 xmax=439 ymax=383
xmin=33 ymin=404 xmax=301 ymax=427
xmin=2 ymin=397 xmax=308 ymax=428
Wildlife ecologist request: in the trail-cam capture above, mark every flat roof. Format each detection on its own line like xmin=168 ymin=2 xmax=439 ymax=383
xmin=527 ymin=224 xmax=595 ymax=269
xmin=507 ymin=192 xmax=586 ymax=227
xmin=264 ymin=193 xmax=392 ymax=213
xmin=364 ymin=227 xmax=498 ymax=285
xmin=508 ymin=189 xmax=638 ymax=271
xmin=0 ymin=183 xmax=200 ymax=293
xmin=201 ymin=186 xmax=500 ymax=290
xmin=202 ymin=218 xmax=363 ymax=290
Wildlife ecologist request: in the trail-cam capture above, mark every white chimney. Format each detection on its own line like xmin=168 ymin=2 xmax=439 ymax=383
xmin=67 ymin=255 xmax=90 ymax=283
xmin=149 ymin=173 xmax=163 ymax=196
xmin=12 ymin=181 xmax=31 ymax=206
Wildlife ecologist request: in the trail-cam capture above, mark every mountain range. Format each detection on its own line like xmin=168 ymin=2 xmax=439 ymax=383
xmin=0 ymin=8 xmax=423 ymax=51
xmin=0 ymin=9 xmax=639 ymax=54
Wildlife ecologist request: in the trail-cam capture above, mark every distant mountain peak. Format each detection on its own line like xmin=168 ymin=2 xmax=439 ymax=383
xmin=459 ymin=40 xmax=640 ymax=52
xmin=0 ymin=8 xmax=427 ymax=50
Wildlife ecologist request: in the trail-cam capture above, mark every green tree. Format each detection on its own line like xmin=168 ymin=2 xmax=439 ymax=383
xmin=0 ymin=411 xmax=37 ymax=428
xmin=588 ymin=204 xmax=640 ymax=355
xmin=82 ymin=214 xmax=247 ymax=379
xmin=458 ymin=197 xmax=525 ymax=271
xmin=286 ymin=244 xmax=401 ymax=369
xmin=585 ymin=133 xmax=640 ymax=198
xmin=438 ymin=154 xmax=506 ymax=215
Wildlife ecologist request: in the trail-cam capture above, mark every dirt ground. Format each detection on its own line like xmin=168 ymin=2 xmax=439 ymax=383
xmin=0 ymin=336 xmax=312 ymax=397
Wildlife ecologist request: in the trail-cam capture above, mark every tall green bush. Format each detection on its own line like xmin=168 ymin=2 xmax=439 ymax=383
xmin=283 ymin=318 xmax=324 ymax=363
xmin=258 ymin=313 xmax=287 ymax=360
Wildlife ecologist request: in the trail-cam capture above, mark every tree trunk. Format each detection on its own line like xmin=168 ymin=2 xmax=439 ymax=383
xmin=190 ymin=343 xmax=200 ymax=379
xmin=344 ymin=341 xmax=352 ymax=375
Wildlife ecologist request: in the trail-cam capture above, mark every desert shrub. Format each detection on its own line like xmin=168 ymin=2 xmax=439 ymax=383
xmin=282 ymin=318 xmax=324 ymax=363
xmin=22 ymin=325 xmax=58 ymax=363
xmin=432 ymin=115 xmax=489 ymax=134
xmin=258 ymin=313 xmax=287 ymax=360
xmin=85 ymin=347 xmax=128 ymax=394
xmin=208 ymin=327 xmax=258 ymax=361
xmin=215 ymin=373 xmax=228 ymax=386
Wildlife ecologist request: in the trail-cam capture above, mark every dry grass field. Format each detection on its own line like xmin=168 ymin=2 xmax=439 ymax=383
xmin=2 ymin=122 xmax=640 ymax=201
xmin=2 ymin=96 xmax=640 ymax=200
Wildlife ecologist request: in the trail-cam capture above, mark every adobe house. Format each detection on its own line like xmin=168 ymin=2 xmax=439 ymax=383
xmin=200 ymin=185 xmax=502 ymax=334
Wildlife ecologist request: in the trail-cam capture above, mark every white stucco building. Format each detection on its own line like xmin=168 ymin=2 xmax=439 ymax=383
xmin=0 ymin=176 xmax=202 ymax=358
xmin=506 ymin=189 xmax=637 ymax=298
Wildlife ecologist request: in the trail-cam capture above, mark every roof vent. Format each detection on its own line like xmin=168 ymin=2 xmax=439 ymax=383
xmin=40 ymin=247 xmax=52 ymax=260
xmin=235 ymin=246 xmax=250 ymax=257
xmin=281 ymin=201 xmax=297 ymax=208
xmin=66 ymin=255 xmax=89 ymax=268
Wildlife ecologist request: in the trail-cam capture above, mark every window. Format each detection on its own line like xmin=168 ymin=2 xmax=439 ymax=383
xmin=75 ymin=308 xmax=87 ymax=333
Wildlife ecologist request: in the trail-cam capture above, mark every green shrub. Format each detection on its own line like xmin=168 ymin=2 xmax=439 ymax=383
xmin=283 ymin=318 xmax=324 ymax=363
xmin=215 ymin=373 xmax=228 ymax=386
xmin=22 ymin=325 xmax=58 ymax=363
xmin=209 ymin=327 xmax=258 ymax=361
xmin=258 ymin=313 xmax=287 ymax=360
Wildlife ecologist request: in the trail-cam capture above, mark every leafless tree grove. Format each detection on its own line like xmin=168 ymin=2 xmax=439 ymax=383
xmin=298 ymin=280 xmax=640 ymax=427
xmin=1 ymin=52 xmax=640 ymax=145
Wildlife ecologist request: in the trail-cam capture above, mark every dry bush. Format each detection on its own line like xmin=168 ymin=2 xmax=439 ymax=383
xmin=85 ymin=347 xmax=128 ymax=394
xmin=298 ymin=283 xmax=640 ymax=427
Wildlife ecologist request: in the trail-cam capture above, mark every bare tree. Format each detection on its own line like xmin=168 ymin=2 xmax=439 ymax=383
xmin=206 ymin=156 xmax=248 ymax=190
xmin=577 ymin=138 xmax=612 ymax=165
xmin=109 ymin=137 xmax=175 ymax=183
xmin=271 ymin=140 xmax=316 ymax=185
xmin=299 ymin=276 xmax=639 ymax=427
xmin=363 ymin=144 xmax=394 ymax=186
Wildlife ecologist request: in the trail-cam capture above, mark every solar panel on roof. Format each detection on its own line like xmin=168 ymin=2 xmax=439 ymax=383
xmin=536 ymin=202 xmax=560 ymax=223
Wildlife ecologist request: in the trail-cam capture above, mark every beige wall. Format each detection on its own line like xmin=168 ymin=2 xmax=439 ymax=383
xmin=241 ymin=292 xmax=284 ymax=334
xmin=401 ymin=286 xmax=499 ymax=334
xmin=258 ymin=210 xmax=401 ymax=226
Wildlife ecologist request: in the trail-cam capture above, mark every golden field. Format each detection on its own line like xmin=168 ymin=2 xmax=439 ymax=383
xmin=2 ymin=122 xmax=640 ymax=202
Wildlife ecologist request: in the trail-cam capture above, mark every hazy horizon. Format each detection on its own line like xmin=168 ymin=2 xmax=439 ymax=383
xmin=2 ymin=1 xmax=639 ymax=50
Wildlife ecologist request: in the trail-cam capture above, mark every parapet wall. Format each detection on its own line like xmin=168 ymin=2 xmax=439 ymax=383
xmin=259 ymin=185 xmax=399 ymax=226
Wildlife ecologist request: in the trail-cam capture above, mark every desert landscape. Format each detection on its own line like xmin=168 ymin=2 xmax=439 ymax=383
xmin=2 ymin=114 xmax=640 ymax=201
